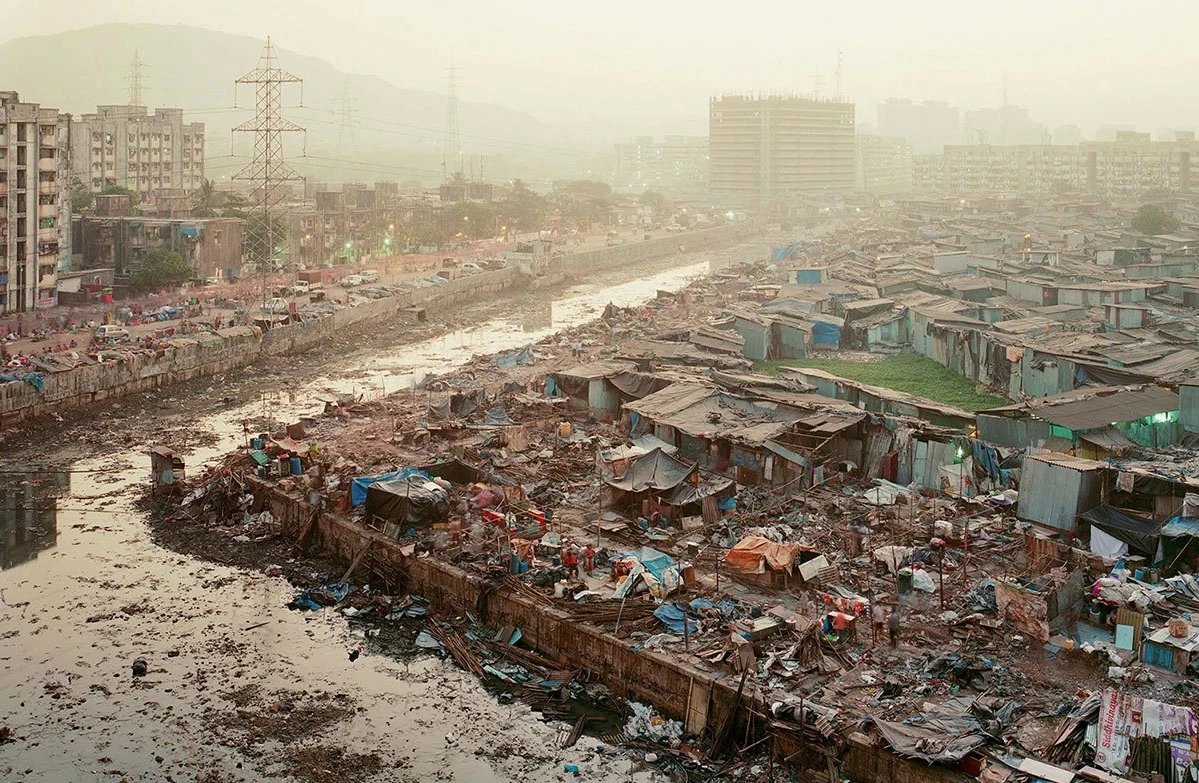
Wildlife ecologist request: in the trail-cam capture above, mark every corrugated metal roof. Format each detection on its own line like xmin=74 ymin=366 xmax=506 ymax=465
xmin=1027 ymin=451 xmax=1110 ymax=471
xmin=984 ymin=385 xmax=1178 ymax=431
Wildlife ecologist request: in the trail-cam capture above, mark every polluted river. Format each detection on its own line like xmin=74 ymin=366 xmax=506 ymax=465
xmin=0 ymin=247 xmax=743 ymax=783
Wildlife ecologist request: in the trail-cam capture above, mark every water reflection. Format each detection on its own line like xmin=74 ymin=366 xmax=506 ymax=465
xmin=0 ymin=471 xmax=68 ymax=569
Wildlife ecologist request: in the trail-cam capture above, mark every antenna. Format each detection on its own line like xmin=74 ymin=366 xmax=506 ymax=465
xmin=233 ymin=37 xmax=305 ymax=306
xmin=443 ymin=63 xmax=462 ymax=181
xmin=834 ymin=50 xmax=844 ymax=100
xmin=128 ymin=49 xmax=147 ymax=107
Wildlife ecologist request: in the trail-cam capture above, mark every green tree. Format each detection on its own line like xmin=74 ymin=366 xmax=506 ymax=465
xmin=100 ymin=184 xmax=140 ymax=206
xmin=130 ymin=248 xmax=193 ymax=289
xmin=191 ymin=178 xmax=217 ymax=217
xmin=1132 ymin=204 xmax=1181 ymax=235
xmin=70 ymin=183 xmax=94 ymax=213
xmin=220 ymin=191 xmax=253 ymax=218
xmin=639 ymin=190 xmax=667 ymax=211
xmin=498 ymin=179 xmax=546 ymax=232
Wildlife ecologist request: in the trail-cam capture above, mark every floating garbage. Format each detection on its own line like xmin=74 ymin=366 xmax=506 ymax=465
xmin=625 ymin=701 xmax=683 ymax=742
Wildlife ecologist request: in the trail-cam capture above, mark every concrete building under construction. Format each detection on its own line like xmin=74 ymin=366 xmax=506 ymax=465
xmin=708 ymin=95 xmax=855 ymax=210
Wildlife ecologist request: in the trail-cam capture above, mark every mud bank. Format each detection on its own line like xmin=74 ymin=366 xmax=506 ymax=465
xmin=0 ymin=222 xmax=758 ymax=430
xmin=0 ymin=243 xmax=764 ymax=783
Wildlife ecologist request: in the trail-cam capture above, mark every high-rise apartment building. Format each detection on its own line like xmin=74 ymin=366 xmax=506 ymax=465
xmin=915 ymin=136 xmax=1199 ymax=200
xmin=709 ymin=95 xmax=855 ymax=210
xmin=71 ymin=105 xmax=205 ymax=203
xmin=877 ymin=99 xmax=961 ymax=155
xmin=614 ymin=135 xmax=708 ymax=196
xmin=0 ymin=91 xmax=70 ymax=313
xmin=856 ymin=134 xmax=914 ymax=195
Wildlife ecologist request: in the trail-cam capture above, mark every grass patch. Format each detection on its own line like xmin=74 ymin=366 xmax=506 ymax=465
xmin=758 ymin=354 xmax=1010 ymax=411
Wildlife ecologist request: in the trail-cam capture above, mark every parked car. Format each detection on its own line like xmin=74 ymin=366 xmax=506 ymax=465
xmin=94 ymin=325 xmax=131 ymax=343
xmin=341 ymin=274 xmax=364 ymax=287
xmin=292 ymin=280 xmax=311 ymax=294
xmin=359 ymin=269 xmax=380 ymax=283
xmin=459 ymin=262 xmax=485 ymax=274
xmin=261 ymin=297 xmax=289 ymax=314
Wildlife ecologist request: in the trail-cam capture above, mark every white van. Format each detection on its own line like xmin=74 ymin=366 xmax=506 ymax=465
xmin=359 ymin=269 xmax=380 ymax=284
xmin=94 ymin=325 xmax=131 ymax=343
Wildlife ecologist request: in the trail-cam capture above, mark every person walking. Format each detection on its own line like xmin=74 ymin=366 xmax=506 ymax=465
xmin=888 ymin=607 xmax=901 ymax=648
xmin=871 ymin=602 xmax=887 ymax=644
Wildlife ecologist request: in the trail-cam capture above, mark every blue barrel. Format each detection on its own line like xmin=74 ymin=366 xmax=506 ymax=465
xmin=290 ymin=456 xmax=302 ymax=475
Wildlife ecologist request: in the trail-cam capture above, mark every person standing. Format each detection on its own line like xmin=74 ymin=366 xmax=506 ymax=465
xmin=872 ymin=603 xmax=887 ymax=644
xmin=888 ymin=607 xmax=901 ymax=648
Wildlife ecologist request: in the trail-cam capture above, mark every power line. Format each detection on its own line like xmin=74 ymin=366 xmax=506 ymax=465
xmin=233 ymin=37 xmax=305 ymax=306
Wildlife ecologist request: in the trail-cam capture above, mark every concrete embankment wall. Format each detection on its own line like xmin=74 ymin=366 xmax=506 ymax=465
xmin=0 ymin=222 xmax=758 ymax=429
xmin=248 ymin=478 xmax=971 ymax=783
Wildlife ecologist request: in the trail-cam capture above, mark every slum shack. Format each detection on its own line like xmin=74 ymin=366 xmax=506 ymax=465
xmin=1142 ymin=620 xmax=1199 ymax=674
xmin=994 ymin=568 xmax=1087 ymax=643
xmin=722 ymin=535 xmax=819 ymax=589
xmin=599 ymin=447 xmax=733 ymax=526
xmin=1017 ymin=452 xmax=1112 ymax=534
xmin=149 ymin=446 xmax=185 ymax=495
xmin=363 ymin=473 xmax=450 ymax=538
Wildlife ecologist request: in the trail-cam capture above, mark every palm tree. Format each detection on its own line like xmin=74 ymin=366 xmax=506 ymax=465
xmin=192 ymin=178 xmax=217 ymax=217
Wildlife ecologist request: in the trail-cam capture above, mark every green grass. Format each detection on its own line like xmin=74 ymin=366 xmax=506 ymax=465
xmin=757 ymin=354 xmax=1010 ymax=412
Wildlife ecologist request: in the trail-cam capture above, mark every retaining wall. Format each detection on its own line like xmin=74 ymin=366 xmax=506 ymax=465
xmin=0 ymin=222 xmax=758 ymax=429
xmin=251 ymin=478 xmax=973 ymax=782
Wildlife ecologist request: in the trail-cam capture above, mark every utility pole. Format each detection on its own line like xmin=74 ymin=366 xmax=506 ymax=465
xmin=128 ymin=49 xmax=147 ymax=107
xmin=233 ymin=37 xmax=305 ymax=307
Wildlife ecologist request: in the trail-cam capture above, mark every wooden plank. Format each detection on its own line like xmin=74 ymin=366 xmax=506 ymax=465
xmin=685 ymin=676 xmax=710 ymax=735
xmin=340 ymin=541 xmax=373 ymax=583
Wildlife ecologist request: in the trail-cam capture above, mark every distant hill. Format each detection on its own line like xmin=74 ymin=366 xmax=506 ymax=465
xmin=0 ymin=23 xmax=592 ymax=184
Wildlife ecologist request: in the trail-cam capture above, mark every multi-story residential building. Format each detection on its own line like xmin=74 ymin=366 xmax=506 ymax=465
xmin=855 ymin=134 xmax=913 ymax=196
xmin=74 ymin=194 xmax=244 ymax=281
xmin=0 ymin=91 xmax=70 ymax=313
xmin=877 ymin=99 xmax=961 ymax=155
xmin=70 ymin=105 xmax=205 ymax=203
xmin=709 ymin=95 xmax=855 ymax=210
xmin=917 ymin=134 xmax=1199 ymax=201
xmin=613 ymin=135 xmax=708 ymax=196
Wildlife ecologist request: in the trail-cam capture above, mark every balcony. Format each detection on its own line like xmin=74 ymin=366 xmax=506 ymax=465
xmin=38 ymin=204 xmax=57 ymax=219
xmin=37 ymin=158 xmax=56 ymax=172
xmin=38 ymin=241 xmax=59 ymax=256
xmin=38 ymin=183 xmax=57 ymax=195
xmin=38 ymin=227 xmax=57 ymax=241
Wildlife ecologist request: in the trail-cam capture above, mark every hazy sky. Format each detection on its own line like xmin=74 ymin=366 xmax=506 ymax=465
xmin=3 ymin=0 xmax=1198 ymax=134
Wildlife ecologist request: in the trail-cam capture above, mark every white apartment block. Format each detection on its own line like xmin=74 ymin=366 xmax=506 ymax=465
xmin=0 ymin=91 xmax=70 ymax=313
xmin=917 ymin=135 xmax=1199 ymax=201
xmin=71 ymin=105 xmax=205 ymax=203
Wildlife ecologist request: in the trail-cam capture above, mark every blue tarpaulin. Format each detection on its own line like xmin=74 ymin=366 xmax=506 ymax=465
xmin=351 ymin=467 xmax=428 ymax=507
xmin=496 ymin=345 xmax=534 ymax=370
xmin=811 ymin=318 xmax=843 ymax=347
xmin=772 ymin=244 xmax=800 ymax=263
xmin=616 ymin=546 xmax=676 ymax=581
xmin=0 ymin=372 xmax=44 ymax=392
xmin=653 ymin=603 xmax=699 ymax=635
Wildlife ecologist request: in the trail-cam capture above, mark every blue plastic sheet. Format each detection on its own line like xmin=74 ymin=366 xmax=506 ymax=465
xmin=350 ymin=467 xmax=427 ymax=507
xmin=0 ymin=372 xmax=44 ymax=392
xmin=653 ymin=603 xmax=699 ymax=635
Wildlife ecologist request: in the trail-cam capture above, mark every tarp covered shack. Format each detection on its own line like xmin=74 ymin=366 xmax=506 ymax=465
xmin=364 ymin=475 xmax=450 ymax=529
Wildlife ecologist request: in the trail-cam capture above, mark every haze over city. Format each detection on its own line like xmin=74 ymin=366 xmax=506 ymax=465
xmin=7 ymin=4 xmax=1199 ymax=783
xmin=3 ymin=0 xmax=1199 ymax=135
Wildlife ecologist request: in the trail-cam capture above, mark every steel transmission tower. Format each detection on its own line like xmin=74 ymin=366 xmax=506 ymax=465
xmin=233 ymin=37 xmax=304 ymax=304
xmin=337 ymin=81 xmax=357 ymax=151
xmin=443 ymin=65 xmax=462 ymax=181
xmin=128 ymin=49 xmax=147 ymax=106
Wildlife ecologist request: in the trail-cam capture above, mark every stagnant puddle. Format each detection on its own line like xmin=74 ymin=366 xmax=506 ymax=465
xmin=0 ymin=256 xmax=722 ymax=782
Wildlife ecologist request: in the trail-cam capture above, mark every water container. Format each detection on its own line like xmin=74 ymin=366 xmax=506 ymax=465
xmin=558 ymin=421 xmax=572 ymax=438
xmin=554 ymin=580 xmax=566 ymax=598
xmin=290 ymin=456 xmax=302 ymax=475
xmin=897 ymin=569 xmax=914 ymax=595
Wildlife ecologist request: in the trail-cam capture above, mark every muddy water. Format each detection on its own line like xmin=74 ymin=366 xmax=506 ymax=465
xmin=0 ymin=257 xmax=720 ymax=782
